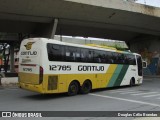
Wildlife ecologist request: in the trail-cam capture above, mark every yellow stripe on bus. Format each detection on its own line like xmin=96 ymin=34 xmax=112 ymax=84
xmin=105 ymin=64 xmax=117 ymax=86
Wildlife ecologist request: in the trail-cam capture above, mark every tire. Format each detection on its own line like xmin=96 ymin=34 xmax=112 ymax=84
xmin=80 ymin=80 xmax=92 ymax=94
xmin=68 ymin=81 xmax=79 ymax=96
xmin=130 ymin=78 xmax=135 ymax=86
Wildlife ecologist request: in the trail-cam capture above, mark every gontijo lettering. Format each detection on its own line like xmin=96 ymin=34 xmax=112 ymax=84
xmin=21 ymin=51 xmax=37 ymax=56
xmin=78 ymin=65 xmax=104 ymax=71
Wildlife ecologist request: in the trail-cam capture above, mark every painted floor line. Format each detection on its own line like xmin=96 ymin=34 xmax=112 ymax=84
xmin=131 ymin=92 xmax=158 ymax=96
xmin=119 ymin=91 xmax=142 ymax=94
xmin=89 ymin=93 xmax=160 ymax=107
xmin=143 ymin=94 xmax=160 ymax=98
xmin=6 ymin=89 xmax=18 ymax=90
xmin=0 ymin=88 xmax=18 ymax=91
xmin=109 ymin=89 xmax=136 ymax=93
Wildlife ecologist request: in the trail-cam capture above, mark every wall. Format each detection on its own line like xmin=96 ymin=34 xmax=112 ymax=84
xmin=130 ymin=38 xmax=160 ymax=75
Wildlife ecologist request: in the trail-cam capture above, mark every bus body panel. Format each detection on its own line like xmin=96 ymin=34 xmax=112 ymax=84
xmin=19 ymin=38 xmax=143 ymax=94
xmin=19 ymin=38 xmax=43 ymax=92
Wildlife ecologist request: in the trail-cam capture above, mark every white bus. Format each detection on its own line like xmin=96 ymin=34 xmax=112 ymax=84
xmin=19 ymin=38 xmax=144 ymax=95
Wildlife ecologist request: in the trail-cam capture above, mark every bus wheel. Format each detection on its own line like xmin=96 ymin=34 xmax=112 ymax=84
xmin=130 ymin=78 xmax=135 ymax=86
xmin=68 ymin=81 xmax=79 ymax=96
xmin=80 ymin=80 xmax=92 ymax=94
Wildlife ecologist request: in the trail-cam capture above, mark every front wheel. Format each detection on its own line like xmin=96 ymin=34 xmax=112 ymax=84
xmin=130 ymin=78 xmax=135 ymax=86
xmin=68 ymin=81 xmax=79 ymax=96
xmin=80 ymin=80 xmax=92 ymax=94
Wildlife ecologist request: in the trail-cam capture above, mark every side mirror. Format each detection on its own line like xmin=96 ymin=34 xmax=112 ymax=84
xmin=143 ymin=61 xmax=147 ymax=68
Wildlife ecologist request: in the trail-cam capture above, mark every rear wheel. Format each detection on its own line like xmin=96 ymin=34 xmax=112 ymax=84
xmin=68 ymin=81 xmax=79 ymax=96
xmin=80 ymin=80 xmax=92 ymax=94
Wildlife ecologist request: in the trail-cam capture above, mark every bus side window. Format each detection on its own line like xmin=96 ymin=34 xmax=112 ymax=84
xmin=88 ymin=50 xmax=94 ymax=63
xmin=81 ymin=49 xmax=94 ymax=63
xmin=66 ymin=46 xmax=74 ymax=62
xmin=75 ymin=48 xmax=81 ymax=62
xmin=127 ymin=54 xmax=136 ymax=65
xmin=101 ymin=53 xmax=106 ymax=63
xmin=114 ymin=53 xmax=119 ymax=64
xmin=65 ymin=51 xmax=71 ymax=62
xmin=93 ymin=50 xmax=100 ymax=63
xmin=124 ymin=55 xmax=129 ymax=64
xmin=81 ymin=50 xmax=85 ymax=62
xmin=81 ymin=48 xmax=87 ymax=62
xmin=65 ymin=46 xmax=81 ymax=62
xmin=47 ymin=44 xmax=63 ymax=61
xmin=93 ymin=50 xmax=106 ymax=63
xmin=105 ymin=52 xmax=113 ymax=64
xmin=118 ymin=53 xmax=125 ymax=64
xmin=111 ymin=53 xmax=116 ymax=64
xmin=105 ymin=51 xmax=110 ymax=64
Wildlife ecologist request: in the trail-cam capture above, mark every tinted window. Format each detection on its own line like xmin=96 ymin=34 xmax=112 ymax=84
xmin=87 ymin=50 xmax=94 ymax=63
xmin=47 ymin=44 xmax=64 ymax=61
xmin=105 ymin=52 xmax=114 ymax=64
xmin=126 ymin=54 xmax=136 ymax=65
xmin=114 ymin=53 xmax=125 ymax=64
xmin=94 ymin=50 xmax=103 ymax=63
xmin=81 ymin=48 xmax=88 ymax=62
xmin=47 ymin=43 xmax=136 ymax=65
xmin=65 ymin=46 xmax=81 ymax=62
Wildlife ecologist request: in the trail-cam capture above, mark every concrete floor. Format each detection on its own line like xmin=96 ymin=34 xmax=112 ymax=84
xmin=0 ymin=77 xmax=160 ymax=120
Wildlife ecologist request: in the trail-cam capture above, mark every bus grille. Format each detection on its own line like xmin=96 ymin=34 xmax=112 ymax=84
xmin=48 ymin=76 xmax=58 ymax=90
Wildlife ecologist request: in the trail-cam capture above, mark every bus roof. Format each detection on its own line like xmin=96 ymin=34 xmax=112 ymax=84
xmin=23 ymin=38 xmax=134 ymax=54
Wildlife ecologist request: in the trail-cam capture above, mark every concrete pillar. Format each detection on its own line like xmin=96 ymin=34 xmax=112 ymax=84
xmin=10 ymin=44 xmax=15 ymax=72
xmin=51 ymin=18 xmax=58 ymax=39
